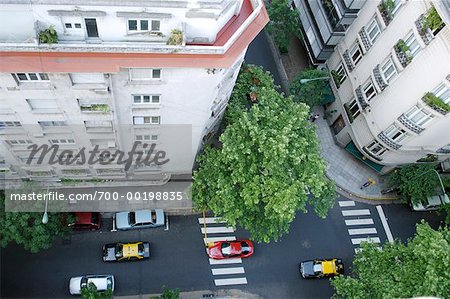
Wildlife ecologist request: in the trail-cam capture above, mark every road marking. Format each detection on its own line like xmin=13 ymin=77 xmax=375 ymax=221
xmin=345 ymin=218 xmax=374 ymax=226
xmin=211 ymin=267 xmax=245 ymax=275
xmin=351 ymin=237 xmax=381 ymax=245
xmin=198 ymin=217 xmax=225 ymax=224
xmin=214 ymin=277 xmax=247 ymax=286
xmin=209 ymin=258 xmax=242 ymax=265
xmin=338 ymin=200 xmax=355 ymax=207
xmin=204 ymin=236 xmax=236 ymax=244
xmin=355 ymin=247 xmax=382 ymax=253
xmin=376 ymin=205 xmax=394 ymax=243
xmin=201 ymin=227 xmax=234 ymax=234
xmin=342 ymin=209 xmax=371 ymax=216
xmin=348 ymin=228 xmax=377 ymax=235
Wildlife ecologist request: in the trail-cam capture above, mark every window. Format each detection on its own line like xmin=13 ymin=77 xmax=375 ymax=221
xmin=85 ymin=120 xmax=112 ymax=128
xmin=365 ymin=140 xmax=388 ymax=157
xmin=381 ymin=57 xmax=398 ymax=84
xmin=366 ymin=17 xmax=381 ymax=44
xmin=65 ymin=22 xmax=82 ymax=29
xmin=349 ymin=41 xmax=363 ymax=66
xmin=136 ymin=134 xmax=159 ymax=141
xmin=129 ymin=68 xmax=162 ymax=81
xmin=13 ymin=73 xmax=49 ymax=82
xmin=0 ymin=121 xmax=22 ymax=128
xmin=128 ymin=19 xmax=160 ymax=31
xmin=404 ymin=32 xmax=421 ymax=57
xmin=49 ymin=139 xmax=75 ymax=144
xmin=363 ymin=80 xmax=377 ymax=101
xmin=133 ymin=116 xmax=160 ymax=125
xmin=391 ymin=0 xmax=402 ymax=17
xmin=133 ymin=95 xmax=160 ymax=104
xmin=384 ymin=124 xmax=408 ymax=143
xmin=405 ymin=104 xmax=433 ymax=127
xmin=70 ymin=73 xmax=105 ymax=84
xmin=6 ymin=139 xmax=32 ymax=146
xmin=348 ymin=99 xmax=360 ymax=119
xmin=39 ymin=121 xmax=67 ymax=127
xmin=432 ymin=83 xmax=450 ymax=104
xmin=334 ymin=63 xmax=347 ymax=85
xmin=27 ymin=99 xmax=57 ymax=110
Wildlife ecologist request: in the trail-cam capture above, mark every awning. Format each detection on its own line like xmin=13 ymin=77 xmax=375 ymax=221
xmin=321 ymin=82 xmax=335 ymax=105
xmin=345 ymin=141 xmax=384 ymax=173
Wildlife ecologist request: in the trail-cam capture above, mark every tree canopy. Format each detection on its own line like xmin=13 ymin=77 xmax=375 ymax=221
xmin=332 ymin=222 xmax=450 ymax=299
xmin=81 ymin=282 xmax=113 ymax=299
xmin=266 ymin=0 xmax=300 ymax=53
xmin=289 ymin=68 xmax=333 ymax=108
xmin=192 ymin=65 xmax=336 ymax=242
xmin=0 ymin=190 xmax=72 ymax=253
xmin=387 ymin=164 xmax=440 ymax=205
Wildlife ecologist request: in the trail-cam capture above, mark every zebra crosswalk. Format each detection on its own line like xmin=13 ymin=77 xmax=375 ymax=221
xmin=198 ymin=217 xmax=249 ymax=287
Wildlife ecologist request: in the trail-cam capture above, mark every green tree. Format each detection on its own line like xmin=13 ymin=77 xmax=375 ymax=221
xmin=387 ymin=164 xmax=439 ymax=205
xmin=192 ymin=65 xmax=336 ymax=243
xmin=332 ymin=221 xmax=450 ymax=299
xmin=0 ymin=190 xmax=72 ymax=253
xmin=150 ymin=286 xmax=180 ymax=299
xmin=81 ymin=282 xmax=113 ymax=299
xmin=266 ymin=0 xmax=300 ymax=53
xmin=289 ymin=68 xmax=333 ymax=108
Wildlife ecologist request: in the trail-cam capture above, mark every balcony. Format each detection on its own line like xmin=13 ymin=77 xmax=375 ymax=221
xmin=397 ymin=114 xmax=424 ymax=134
xmin=415 ymin=6 xmax=445 ymax=45
xmin=80 ymin=103 xmax=110 ymax=113
xmin=394 ymin=39 xmax=412 ymax=68
xmin=378 ymin=132 xmax=402 ymax=150
xmin=422 ymin=92 xmax=450 ymax=115
xmin=373 ymin=64 xmax=388 ymax=91
xmin=378 ymin=0 xmax=395 ymax=26
xmin=355 ymin=86 xmax=369 ymax=109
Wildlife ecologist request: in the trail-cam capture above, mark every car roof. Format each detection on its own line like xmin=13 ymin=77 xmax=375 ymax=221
xmin=74 ymin=212 xmax=93 ymax=224
xmin=87 ymin=277 xmax=108 ymax=291
xmin=122 ymin=243 xmax=139 ymax=257
xmin=322 ymin=260 xmax=336 ymax=274
xmin=135 ymin=210 xmax=152 ymax=224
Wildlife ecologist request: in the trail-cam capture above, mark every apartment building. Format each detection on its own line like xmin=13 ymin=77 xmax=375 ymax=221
xmin=322 ymin=0 xmax=450 ymax=173
xmin=0 ymin=0 xmax=268 ymax=181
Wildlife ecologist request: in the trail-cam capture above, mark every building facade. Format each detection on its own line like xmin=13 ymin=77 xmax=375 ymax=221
xmin=0 ymin=0 xmax=268 ymax=181
xmin=323 ymin=0 xmax=450 ymax=173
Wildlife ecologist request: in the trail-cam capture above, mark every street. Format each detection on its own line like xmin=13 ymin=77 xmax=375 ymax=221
xmin=1 ymin=195 xmax=444 ymax=298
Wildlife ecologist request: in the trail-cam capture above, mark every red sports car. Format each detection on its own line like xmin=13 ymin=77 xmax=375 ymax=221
xmin=207 ymin=240 xmax=254 ymax=259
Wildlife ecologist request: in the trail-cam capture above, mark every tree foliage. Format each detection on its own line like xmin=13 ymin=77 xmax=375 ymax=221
xmin=266 ymin=0 xmax=300 ymax=53
xmin=289 ymin=68 xmax=333 ymax=108
xmin=150 ymin=286 xmax=180 ymax=299
xmin=81 ymin=282 xmax=113 ymax=299
xmin=387 ymin=164 xmax=439 ymax=205
xmin=0 ymin=190 xmax=72 ymax=253
xmin=332 ymin=222 xmax=450 ymax=299
xmin=192 ymin=65 xmax=336 ymax=243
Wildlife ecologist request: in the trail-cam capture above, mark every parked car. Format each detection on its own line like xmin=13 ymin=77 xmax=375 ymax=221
xmin=103 ymin=242 xmax=150 ymax=262
xmin=207 ymin=240 xmax=254 ymax=259
xmin=299 ymin=258 xmax=344 ymax=278
xmin=410 ymin=194 xmax=450 ymax=211
xmin=115 ymin=209 xmax=164 ymax=230
xmin=69 ymin=274 xmax=114 ymax=295
xmin=68 ymin=212 xmax=101 ymax=231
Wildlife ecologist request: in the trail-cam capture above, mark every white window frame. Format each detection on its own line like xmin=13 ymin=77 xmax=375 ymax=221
xmin=6 ymin=139 xmax=32 ymax=146
xmin=366 ymin=17 xmax=381 ymax=44
xmin=366 ymin=140 xmax=388 ymax=157
xmin=135 ymin=134 xmax=159 ymax=141
xmin=0 ymin=121 xmax=22 ymax=127
xmin=127 ymin=19 xmax=160 ymax=32
xmin=404 ymin=32 xmax=421 ymax=57
xmin=13 ymin=73 xmax=49 ymax=82
xmin=432 ymin=82 xmax=450 ymax=104
xmin=133 ymin=116 xmax=160 ymax=125
xmin=132 ymin=94 xmax=161 ymax=104
xmin=39 ymin=121 xmax=67 ymax=127
xmin=335 ymin=63 xmax=347 ymax=85
xmin=405 ymin=104 xmax=433 ymax=127
xmin=391 ymin=0 xmax=402 ymax=17
xmin=384 ymin=124 xmax=408 ymax=143
xmin=49 ymin=138 xmax=75 ymax=145
xmin=363 ymin=80 xmax=377 ymax=101
xmin=64 ymin=22 xmax=82 ymax=30
xmin=84 ymin=120 xmax=113 ymax=128
xmin=380 ymin=57 xmax=398 ymax=84
xmin=349 ymin=41 xmax=363 ymax=66
xmin=129 ymin=68 xmax=162 ymax=81
xmin=348 ymin=98 xmax=360 ymax=119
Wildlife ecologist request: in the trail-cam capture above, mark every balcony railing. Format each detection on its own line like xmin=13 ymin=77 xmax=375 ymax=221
xmin=355 ymin=86 xmax=369 ymax=109
xmin=378 ymin=132 xmax=402 ymax=150
xmin=415 ymin=7 xmax=445 ymax=45
xmin=373 ymin=64 xmax=388 ymax=91
xmin=397 ymin=114 xmax=424 ymax=134
xmin=422 ymin=92 xmax=450 ymax=115
xmin=80 ymin=104 xmax=110 ymax=113
xmin=378 ymin=0 xmax=395 ymax=26
xmin=394 ymin=39 xmax=412 ymax=68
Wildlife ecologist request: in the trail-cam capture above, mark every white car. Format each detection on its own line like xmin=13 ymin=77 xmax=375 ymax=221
xmin=115 ymin=209 xmax=165 ymax=230
xmin=411 ymin=194 xmax=449 ymax=211
xmin=69 ymin=274 xmax=114 ymax=295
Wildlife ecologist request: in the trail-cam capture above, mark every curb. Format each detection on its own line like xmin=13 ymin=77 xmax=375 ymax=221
xmin=263 ymin=31 xmax=290 ymax=95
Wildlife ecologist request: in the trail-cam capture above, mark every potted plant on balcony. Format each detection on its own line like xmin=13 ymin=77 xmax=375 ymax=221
xmin=423 ymin=92 xmax=450 ymax=114
xmin=378 ymin=0 xmax=395 ymax=25
xmin=331 ymin=70 xmax=343 ymax=88
xmin=38 ymin=26 xmax=58 ymax=44
xmin=394 ymin=39 xmax=412 ymax=67
xmin=423 ymin=6 xmax=444 ymax=34
xmin=166 ymin=29 xmax=183 ymax=46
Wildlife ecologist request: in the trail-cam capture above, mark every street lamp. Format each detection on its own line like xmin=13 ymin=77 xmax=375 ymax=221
xmin=431 ymin=169 xmax=446 ymax=195
xmin=42 ymin=186 xmax=49 ymax=224
xmin=299 ymin=76 xmax=330 ymax=84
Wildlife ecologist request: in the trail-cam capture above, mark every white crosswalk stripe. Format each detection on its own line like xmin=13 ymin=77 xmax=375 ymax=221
xmin=345 ymin=218 xmax=374 ymax=226
xmin=198 ymin=217 xmax=226 ymax=224
xmin=351 ymin=237 xmax=381 ymax=245
xmin=211 ymin=267 xmax=245 ymax=275
xmin=204 ymin=236 xmax=236 ymax=244
xmin=348 ymin=228 xmax=377 ymax=235
xmin=214 ymin=277 xmax=248 ymax=286
xmin=338 ymin=200 xmax=355 ymax=207
xmin=201 ymin=227 xmax=234 ymax=234
xmin=209 ymin=258 xmax=242 ymax=265
xmin=342 ymin=209 xmax=371 ymax=216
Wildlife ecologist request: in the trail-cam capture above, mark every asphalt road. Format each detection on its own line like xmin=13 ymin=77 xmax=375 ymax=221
xmin=2 ymin=196 xmax=444 ymax=299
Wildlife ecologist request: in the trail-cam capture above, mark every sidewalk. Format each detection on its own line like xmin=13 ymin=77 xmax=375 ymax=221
xmin=270 ymin=36 xmax=398 ymax=202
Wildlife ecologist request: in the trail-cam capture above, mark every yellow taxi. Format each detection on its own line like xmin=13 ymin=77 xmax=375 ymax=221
xmin=299 ymin=258 xmax=344 ymax=278
xmin=102 ymin=242 xmax=150 ymax=262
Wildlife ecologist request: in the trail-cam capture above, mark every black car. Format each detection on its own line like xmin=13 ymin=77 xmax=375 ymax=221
xmin=299 ymin=258 xmax=344 ymax=278
xmin=102 ymin=242 xmax=150 ymax=262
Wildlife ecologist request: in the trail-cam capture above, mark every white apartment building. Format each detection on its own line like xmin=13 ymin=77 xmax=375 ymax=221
xmin=321 ymin=0 xmax=450 ymax=174
xmin=0 ymin=0 xmax=268 ymax=181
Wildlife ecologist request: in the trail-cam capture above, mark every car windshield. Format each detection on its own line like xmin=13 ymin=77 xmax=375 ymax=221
xmin=241 ymin=241 xmax=250 ymax=254
xmin=128 ymin=212 xmax=136 ymax=225
xmin=221 ymin=242 xmax=231 ymax=256
xmin=115 ymin=244 xmax=123 ymax=258
xmin=107 ymin=277 xmax=112 ymax=288
xmin=80 ymin=277 xmax=88 ymax=287
xmin=313 ymin=264 xmax=323 ymax=274
xmin=91 ymin=213 xmax=98 ymax=224
xmin=138 ymin=243 xmax=145 ymax=255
